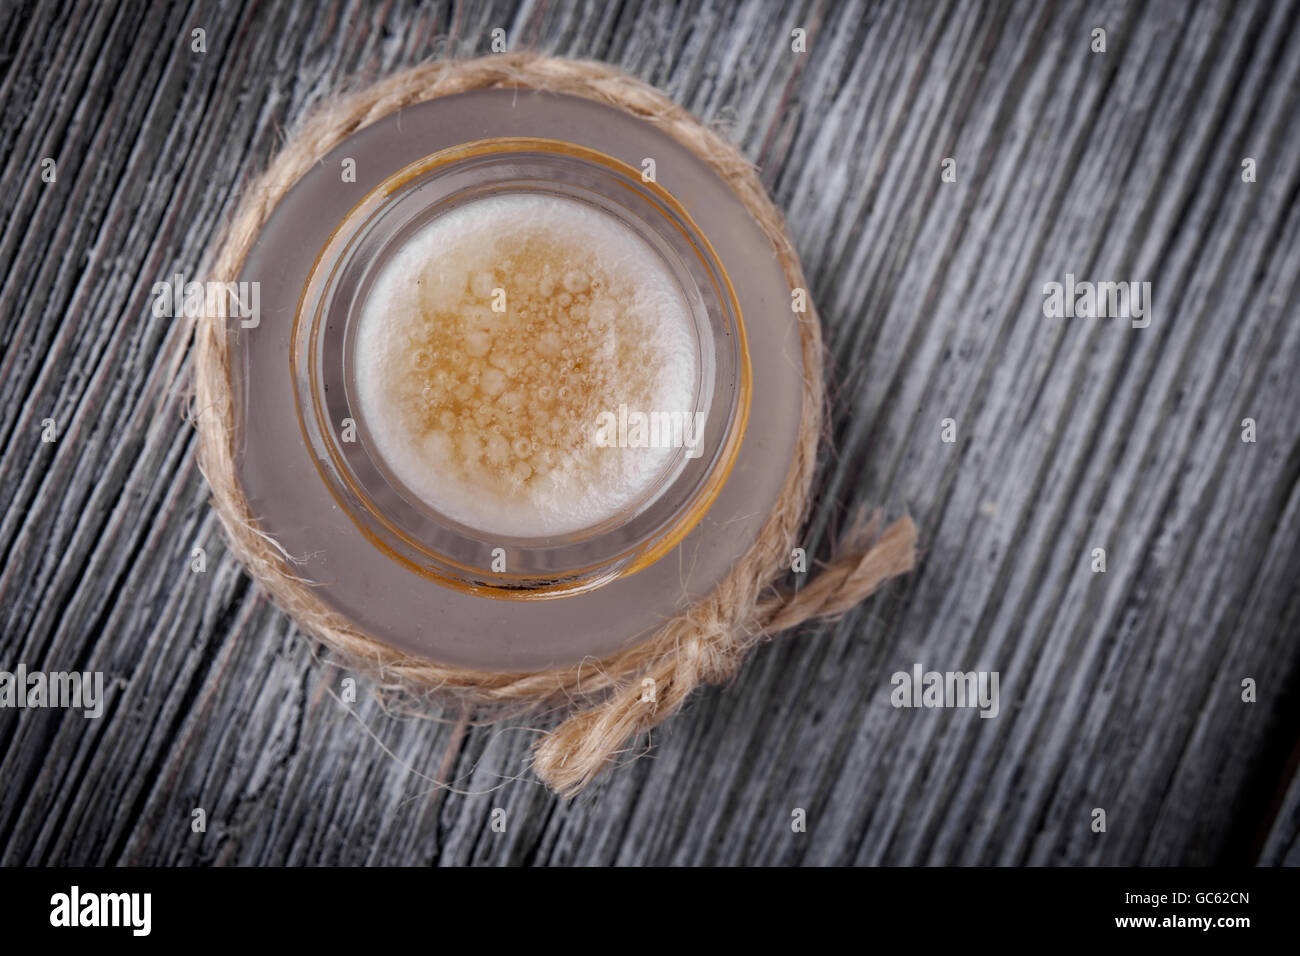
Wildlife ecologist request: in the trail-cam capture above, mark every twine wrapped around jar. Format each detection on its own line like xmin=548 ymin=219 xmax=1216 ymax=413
xmin=192 ymin=52 xmax=916 ymax=796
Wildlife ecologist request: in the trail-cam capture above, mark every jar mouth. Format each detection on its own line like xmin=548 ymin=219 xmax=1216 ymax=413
xmin=291 ymin=137 xmax=751 ymax=599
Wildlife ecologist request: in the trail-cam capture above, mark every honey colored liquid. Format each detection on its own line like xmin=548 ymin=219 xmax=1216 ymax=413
xmin=354 ymin=193 xmax=698 ymax=538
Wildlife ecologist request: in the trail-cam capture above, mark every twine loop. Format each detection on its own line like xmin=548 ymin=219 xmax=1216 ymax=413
xmin=194 ymin=53 xmax=916 ymax=796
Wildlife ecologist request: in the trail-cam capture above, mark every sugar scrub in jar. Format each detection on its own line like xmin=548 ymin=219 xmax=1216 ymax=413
xmin=353 ymin=192 xmax=700 ymax=539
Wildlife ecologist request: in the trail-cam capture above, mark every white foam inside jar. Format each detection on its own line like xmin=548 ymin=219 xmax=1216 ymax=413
xmin=353 ymin=193 xmax=699 ymax=538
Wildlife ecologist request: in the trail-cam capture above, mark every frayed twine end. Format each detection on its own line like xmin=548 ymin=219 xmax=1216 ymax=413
xmin=531 ymin=514 xmax=917 ymax=797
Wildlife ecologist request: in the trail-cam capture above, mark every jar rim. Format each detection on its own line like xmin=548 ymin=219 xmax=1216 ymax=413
xmin=290 ymin=137 xmax=752 ymax=600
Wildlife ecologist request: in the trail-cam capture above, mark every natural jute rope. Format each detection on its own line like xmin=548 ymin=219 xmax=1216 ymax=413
xmin=193 ymin=53 xmax=917 ymax=796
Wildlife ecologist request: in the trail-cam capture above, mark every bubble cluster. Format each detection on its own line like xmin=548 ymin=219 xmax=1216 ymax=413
xmin=390 ymin=233 xmax=661 ymax=497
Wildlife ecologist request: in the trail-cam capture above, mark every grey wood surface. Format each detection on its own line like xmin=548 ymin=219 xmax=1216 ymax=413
xmin=1 ymin=0 xmax=1298 ymax=866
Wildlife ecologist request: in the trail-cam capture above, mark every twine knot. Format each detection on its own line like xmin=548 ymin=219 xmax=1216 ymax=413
xmin=530 ymin=512 xmax=916 ymax=795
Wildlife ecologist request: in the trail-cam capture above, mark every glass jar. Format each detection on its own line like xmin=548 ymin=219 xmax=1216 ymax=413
xmin=291 ymin=137 xmax=751 ymax=599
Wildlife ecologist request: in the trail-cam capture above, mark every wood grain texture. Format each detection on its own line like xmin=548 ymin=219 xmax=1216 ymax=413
xmin=1 ymin=0 xmax=1298 ymax=866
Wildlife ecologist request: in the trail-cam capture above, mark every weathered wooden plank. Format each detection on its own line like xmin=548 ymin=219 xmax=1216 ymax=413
xmin=1 ymin=0 xmax=1298 ymax=866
